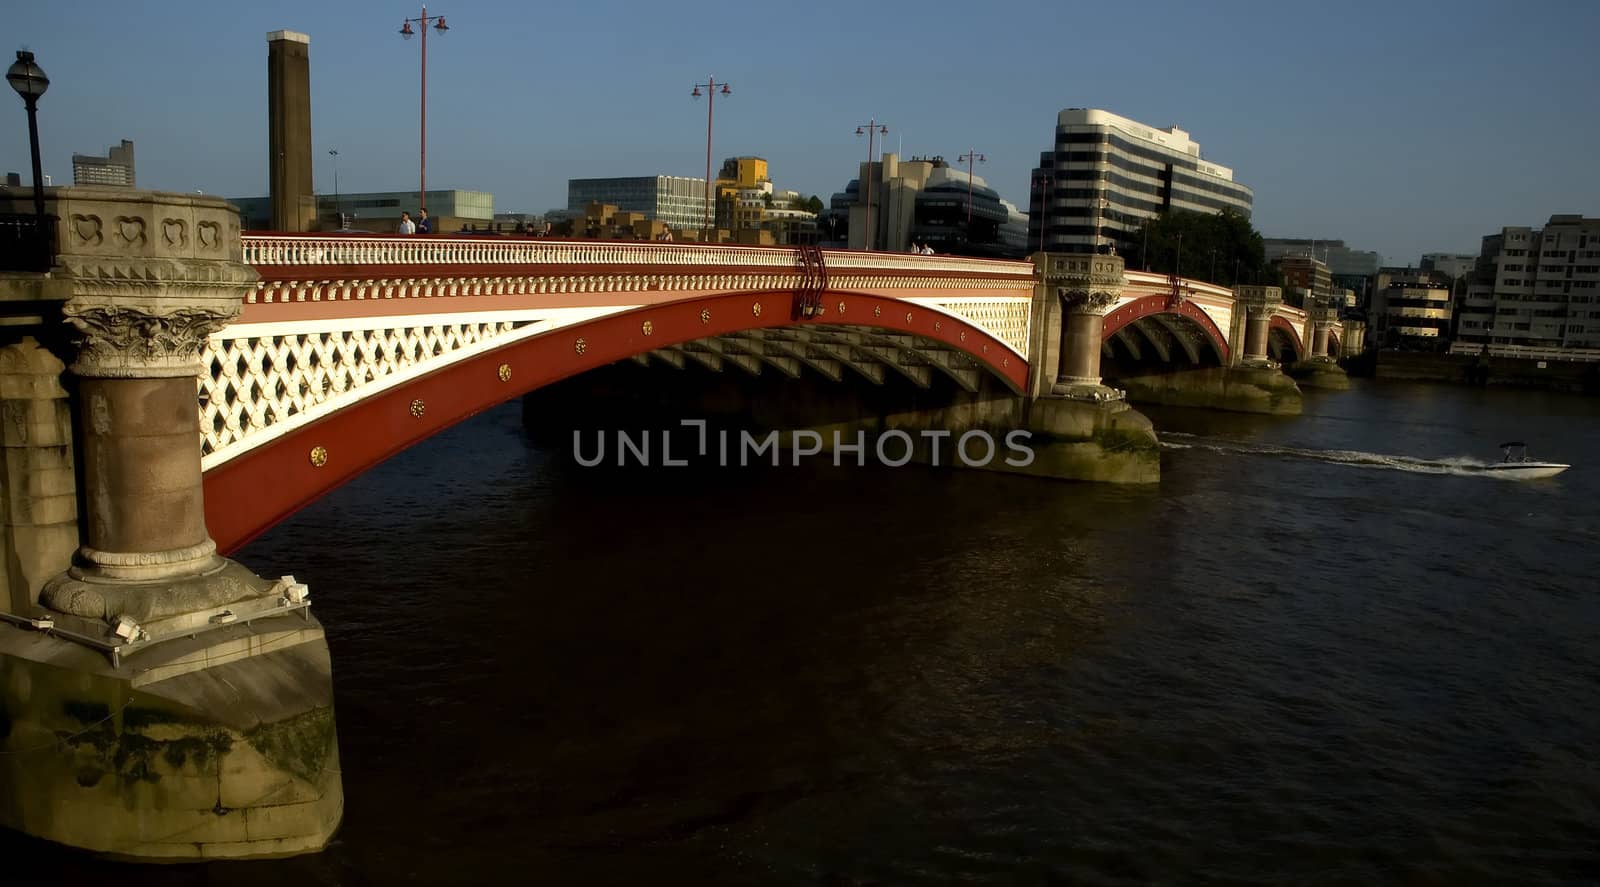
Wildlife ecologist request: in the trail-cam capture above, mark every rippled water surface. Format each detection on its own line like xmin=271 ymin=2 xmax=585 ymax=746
xmin=20 ymin=380 xmax=1600 ymax=884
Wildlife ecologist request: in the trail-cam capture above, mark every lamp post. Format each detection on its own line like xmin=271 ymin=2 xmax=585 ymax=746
xmin=327 ymin=149 xmax=341 ymax=228
xmin=691 ymin=76 xmax=731 ymax=242
xmin=854 ymin=119 xmax=887 ymax=250
xmin=1032 ymin=172 xmax=1051 ymax=254
xmin=7 ymin=50 xmax=49 ymax=244
xmin=958 ymin=149 xmax=986 ymax=227
xmin=398 ymin=6 xmax=450 ymax=214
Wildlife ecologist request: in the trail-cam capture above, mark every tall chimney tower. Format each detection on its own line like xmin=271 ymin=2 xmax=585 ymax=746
xmin=267 ymin=30 xmax=314 ymax=231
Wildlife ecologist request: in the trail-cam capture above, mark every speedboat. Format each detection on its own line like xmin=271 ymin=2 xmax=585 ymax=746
xmin=1478 ymin=442 xmax=1570 ymax=480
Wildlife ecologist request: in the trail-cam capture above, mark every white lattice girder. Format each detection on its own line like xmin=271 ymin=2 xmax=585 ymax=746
xmin=904 ymin=297 xmax=1033 ymax=358
xmin=199 ymin=306 xmax=622 ymax=469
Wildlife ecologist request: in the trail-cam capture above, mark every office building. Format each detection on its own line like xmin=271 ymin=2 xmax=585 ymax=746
xmin=823 ymin=154 xmax=1029 ymax=258
xmin=230 ymin=189 xmax=493 ymax=232
xmin=1029 ymin=108 xmax=1253 ymax=256
xmin=1274 ymin=255 xmax=1335 ymax=309
xmin=1420 ymin=253 xmax=1477 ymax=281
xmin=566 ymin=176 xmax=709 ymax=231
xmin=71 ymin=139 xmax=135 ymax=187
xmin=1372 ymin=267 xmax=1454 ymax=346
xmin=1454 ymin=215 xmax=1600 ymax=356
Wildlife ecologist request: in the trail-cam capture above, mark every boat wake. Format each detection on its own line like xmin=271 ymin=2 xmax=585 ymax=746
xmin=1158 ymin=433 xmax=1495 ymax=477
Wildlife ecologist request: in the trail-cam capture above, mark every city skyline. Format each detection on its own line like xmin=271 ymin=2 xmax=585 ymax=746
xmin=5 ymin=0 xmax=1597 ymax=264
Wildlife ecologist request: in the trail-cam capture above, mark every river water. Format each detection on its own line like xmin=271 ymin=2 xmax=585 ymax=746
xmin=22 ymin=379 xmax=1600 ymax=884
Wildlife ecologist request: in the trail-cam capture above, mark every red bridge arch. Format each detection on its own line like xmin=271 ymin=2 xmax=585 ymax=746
xmin=203 ymin=289 xmax=1027 ymax=554
xmin=1100 ymin=294 xmax=1231 ymax=364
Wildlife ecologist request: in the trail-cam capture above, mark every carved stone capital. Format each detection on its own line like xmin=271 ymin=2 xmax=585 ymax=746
xmin=6 ymin=187 xmax=261 ymax=378
xmin=1059 ymin=289 xmax=1119 ymax=315
xmin=62 ymin=302 xmax=238 ymax=377
xmin=1235 ymin=285 xmax=1283 ymax=315
xmin=1311 ymin=304 xmax=1341 ymax=325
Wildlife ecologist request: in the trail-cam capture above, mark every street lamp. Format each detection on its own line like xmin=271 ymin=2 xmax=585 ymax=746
xmin=691 ymin=76 xmax=731 ymax=242
xmin=327 ymin=149 xmax=342 ymax=228
xmin=854 ymin=120 xmax=887 ymax=251
xmin=958 ymin=150 xmax=986 ymax=227
xmin=1031 ymin=173 xmax=1051 ymax=254
xmin=398 ymin=6 xmax=450 ymax=214
xmin=7 ymin=50 xmax=50 ymax=245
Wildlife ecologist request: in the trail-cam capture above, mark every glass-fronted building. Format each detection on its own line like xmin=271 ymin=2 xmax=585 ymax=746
xmin=1029 ymin=109 xmax=1253 ymax=255
xmin=566 ymin=176 xmax=710 ymax=230
xmin=229 ymin=189 xmax=494 ymax=230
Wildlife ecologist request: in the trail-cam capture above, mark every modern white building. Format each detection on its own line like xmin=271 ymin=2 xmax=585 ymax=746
xmin=1029 ymin=109 xmax=1253 ymax=255
xmin=1454 ymin=215 xmax=1600 ymax=356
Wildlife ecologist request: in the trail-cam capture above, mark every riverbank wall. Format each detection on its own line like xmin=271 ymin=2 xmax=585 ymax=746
xmin=1373 ymin=351 xmax=1600 ymax=394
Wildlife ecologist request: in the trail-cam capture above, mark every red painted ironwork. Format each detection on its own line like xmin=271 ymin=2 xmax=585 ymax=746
xmin=202 ymin=290 xmax=1027 ymax=554
xmin=1100 ymin=294 xmax=1231 ymax=364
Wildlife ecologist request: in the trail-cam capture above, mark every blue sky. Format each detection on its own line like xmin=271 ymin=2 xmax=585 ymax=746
xmin=5 ymin=0 xmax=1597 ymax=263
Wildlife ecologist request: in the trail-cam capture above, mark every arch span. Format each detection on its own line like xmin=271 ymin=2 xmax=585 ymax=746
xmin=202 ymin=289 xmax=1026 ymax=553
xmin=1268 ymin=316 xmax=1305 ymax=363
xmin=1101 ymin=294 xmax=1230 ymax=364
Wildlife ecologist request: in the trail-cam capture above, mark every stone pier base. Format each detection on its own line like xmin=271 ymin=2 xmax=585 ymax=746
xmin=1113 ymin=366 xmax=1304 ymax=415
xmin=1287 ymin=358 xmax=1352 ymax=390
xmin=0 ymin=617 xmax=342 ymax=860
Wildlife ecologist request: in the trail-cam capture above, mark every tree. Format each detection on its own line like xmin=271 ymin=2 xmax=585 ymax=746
xmin=803 ymin=195 xmax=824 ymax=214
xmin=1128 ymin=209 xmax=1282 ymax=290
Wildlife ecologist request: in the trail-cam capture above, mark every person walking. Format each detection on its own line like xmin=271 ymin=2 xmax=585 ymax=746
xmin=416 ymin=209 xmax=432 ymax=235
xmin=397 ymin=211 xmax=416 ymax=235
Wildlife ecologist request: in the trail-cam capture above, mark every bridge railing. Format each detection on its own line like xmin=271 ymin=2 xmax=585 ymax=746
xmin=240 ymin=234 xmax=1035 ymax=279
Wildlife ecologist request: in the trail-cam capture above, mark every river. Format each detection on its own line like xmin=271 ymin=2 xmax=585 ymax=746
xmin=18 ymin=379 xmax=1600 ymax=884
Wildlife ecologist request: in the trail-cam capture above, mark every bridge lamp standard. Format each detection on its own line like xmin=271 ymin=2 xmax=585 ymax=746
xmin=397 ymin=7 xmax=450 ymax=214
xmin=958 ymin=150 xmax=986 ymax=228
xmin=691 ymin=77 xmax=731 ymax=243
xmin=7 ymin=50 xmax=50 ymax=267
xmin=854 ymin=120 xmax=887 ymax=251
xmin=327 ymin=149 xmax=342 ymax=228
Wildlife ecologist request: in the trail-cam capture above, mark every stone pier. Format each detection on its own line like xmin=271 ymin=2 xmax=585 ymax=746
xmin=0 ymin=186 xmax=341 ymax=860
xmin=1288 ymin=304 xmax=1352 ymax=390
xmin=1106 ymin=284 xmax=1304 ymax=415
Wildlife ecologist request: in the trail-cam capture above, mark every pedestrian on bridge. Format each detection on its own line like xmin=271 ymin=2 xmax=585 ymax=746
xmin=397 ymin=212 xmax=416 ymax=235
xmin=416 ymin=209 xmax=432 ymax=235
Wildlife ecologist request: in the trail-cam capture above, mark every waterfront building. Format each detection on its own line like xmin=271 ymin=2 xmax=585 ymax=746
xmin=1274 ymin=255 xmax=1335 ymax=309
xmin=1264 ymin=237 xmax=1380 ymax=307
xmin=1028 ymin=108 xmax=1253 ymax=256
xmin=823 ymin=154 xmax=1029 ymax=258
xmin=566 ymin=176 xmax=709 ymax=232
xmin=1453 ymin=215 xmax=1600 ymax=358
xmin=71 ymin=139 xmax=135 ymax=187
xmin=1372 ymin=267 xmax=1454 ymax=346
xmin=230 ymin=189 xmax=494 ymax=232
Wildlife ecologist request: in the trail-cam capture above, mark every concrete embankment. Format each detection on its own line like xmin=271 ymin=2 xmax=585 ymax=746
xmin=1375 ymin=351 xmax=1600 ymax=394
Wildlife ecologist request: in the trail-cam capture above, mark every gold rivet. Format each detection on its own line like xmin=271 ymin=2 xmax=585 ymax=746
xmin=309 ymin=446 xmax=328 ymax=468
xmin=934 ymin=320 xmax=941 ymax=332
xmin=905 ymin=311 xmax=913 ymax=323
xmin=752 ymin=302 xmax=763 ymax=317
xmin=983 ymin=344 xmax=990 ymax=353
xmin=837 ymin=300 xmax=846 ymax=315
xmin=497 ymin=363 xmax=512 ymax=382
xmin=873 ymin=305 xmax=882 ymax=318
xmin=700 ymin=308 xmax=711 ymax=324
xmin=960 ymin=330 xmax=967 ymax=342
xmin=1003 ymin=357 xmax=1010 ymax=367
xmin=575 ymin=337 xmax=588 ymax=355
xmin=410 ymin=399 xmax=425 ymax=418
xmin=642 ymin=320 xmax=654 ymax=336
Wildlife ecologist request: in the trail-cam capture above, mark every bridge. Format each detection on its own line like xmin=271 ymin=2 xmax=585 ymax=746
xmin=0 ymin=187 xmax=1357 ymax=861
xmin=202 ymin=234 xmax=1350 ymax=552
